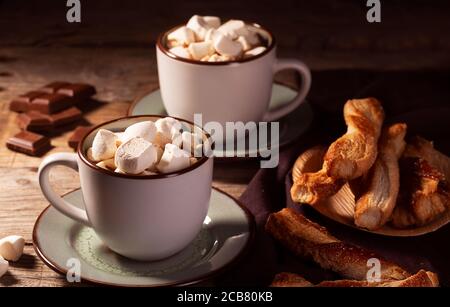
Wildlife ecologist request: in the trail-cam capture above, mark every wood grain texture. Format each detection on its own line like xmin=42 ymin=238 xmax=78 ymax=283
xmin=0 ymin=0 xmax=448 ymax=286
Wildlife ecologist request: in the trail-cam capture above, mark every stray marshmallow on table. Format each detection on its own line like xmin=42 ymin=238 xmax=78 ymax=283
xmin=0 ymin=256 xmax=7 ymax=278
xmin=167 ymin=15 xmax=266 ymax=62
xmin=0 ymin=235 xmax=25 ymax=262
xmin=86 ymin=117 xmax=205 ymax=175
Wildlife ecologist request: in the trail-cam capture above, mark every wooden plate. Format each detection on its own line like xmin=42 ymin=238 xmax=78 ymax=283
xmin=292 ymin=146 xmax=450 ymax=236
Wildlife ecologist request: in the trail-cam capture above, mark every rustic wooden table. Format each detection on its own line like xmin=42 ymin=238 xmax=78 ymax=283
xmin=0 ymin=0 xmax=449 ymax=286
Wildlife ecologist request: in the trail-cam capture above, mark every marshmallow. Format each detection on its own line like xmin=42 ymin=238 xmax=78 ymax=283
xmin=217 ymin=19 xmax=249 ymax=39
xmin=115 ymin=132 xmax=124 ymax=147
xmin=237 ymin=35 xmax=252 ymax=51
xmin=169 ymin=46 xmax=191 ymax=59
xmin=0 ymin=235 xmax=25 ymax=262
xmin=201 ymin=137 xmax=214 ymax=157
xmin=91 ymin=129 xmax=118 ymax=161
xmin=246 ymin=27 xmax=261 ymax=45
xmin=186 ymin=15 xmax=210 ymax=41
xmin=140 ymin=170 xmax=158 ymax=176
xmin=146 ymin=146 xmax=164 ymax=172
xmin=156 ymin=143 xmax=191 ymax=173
xmin=96 ymin=158 xmax=116 ymax=170
xmin=115 ymin=137 xmax=158 ymax=174
xmin=122 ymin=121 xmax=157 ymax=144
xmin=87 ymin=147 xmax=94 ymax=161
xmin=207 ymin=53 xmax=233 ymax=62
xmin=0 ymin=256 xmax=7 ymax=278
xmin=166 ymin=39 xmax=180 ymax=49
xmin=172 ymin=131 xmax=183 ymax=148
xmin=155 ymin=146 xmax=164 ymax=162
xmin=114 ymin=168 xmax=126 ymax=174
xmin=155 ymin=117 xmax=182 ymax=141
xmin=203 ymin=16 xmax=221 ymax=29
xmin=181 ymin=131 xmax=203 ymax=154
xmin=213 ymin=33 xmax=243 ymax=57
xmin=188 ymin=41 xmax=215 ymax=61
xmin=204 ymin=28 xmax=220 ymax=42
xmin=244 ymin=46 xmax=267 ymax=58
xmin=153 ymin=132 xmax=172 ymax=148
xmin=200 ymin=55 xmax=211 ymax=61
xmin=167 ymin=26 xmax=195 ymax=46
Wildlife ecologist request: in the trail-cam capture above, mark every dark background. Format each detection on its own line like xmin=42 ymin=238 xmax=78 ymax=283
xmin=1 ymin=0 xmax=450 ymax=69
xmin=2 ymin=0 xmax=450 ymax=104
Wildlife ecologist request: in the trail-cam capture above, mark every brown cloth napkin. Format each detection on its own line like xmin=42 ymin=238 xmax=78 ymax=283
xmin=218 ymin=70 xmax=450 ymax=286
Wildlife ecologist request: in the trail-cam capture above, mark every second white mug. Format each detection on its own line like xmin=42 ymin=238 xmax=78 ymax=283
xmin=156 ymin=23 xmax=311 ymax=126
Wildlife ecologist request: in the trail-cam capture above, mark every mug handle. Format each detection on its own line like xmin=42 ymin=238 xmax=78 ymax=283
xmin=263 ymin=58 xmax=312 ymax=122
xmin=38 ymin=152 xmax=91 ymax=227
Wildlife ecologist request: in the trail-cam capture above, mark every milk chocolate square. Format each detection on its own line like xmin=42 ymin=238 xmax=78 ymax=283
xmin=68 ymin=125 xmax=92 ymax=149
xmin=50 ymin=107 xmax=82 ymax=127
xmin=16 ymin=111 xmax=52 ymax=132
xmin=30 ymin=93 xmax=73 ymax=114
xmin=6 ymin=131 xmax=52 ymax=156
xmin=9 ymin=91 xmax=43 ymax=112
xmin=39 ymin=81 xmax=71 ymax=94
xmin=57 ymin=83 xmax=96 ymax=103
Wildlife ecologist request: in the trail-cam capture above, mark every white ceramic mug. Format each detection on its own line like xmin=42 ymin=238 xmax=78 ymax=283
xmin=156 ymin=23 xmax=311 ymax=125
xmin=38 ymin=116 xmax=213 ymax=261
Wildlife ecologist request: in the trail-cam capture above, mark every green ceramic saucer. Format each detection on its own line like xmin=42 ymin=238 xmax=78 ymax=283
xmin=128 ymin=83 xmax=313 ymax=160
xmin=33 ymin=188 xmax=254 ymax=287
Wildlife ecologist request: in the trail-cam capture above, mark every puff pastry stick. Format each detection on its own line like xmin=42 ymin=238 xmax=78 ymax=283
xmin=270 ymin=272 xmax=314 ymax=287
xmin=271 ymin=270 xmax=438 ymax=287
xmin=391 ymin=157 xmax=450 ymax=228
xmin=291 ymin=98 xmax=384 ymax=205
xmin=354 ymin=123 xmax=407 ymax=230
xmin=291 ymin=170 xmax=344 ymax=205
xmin=265 ymin=208 xmax=410 ymax=281
xmin=403 ymin=136 xmax=450 ymax=180
xmin=324 ymin=97 xmax=385 ymax=180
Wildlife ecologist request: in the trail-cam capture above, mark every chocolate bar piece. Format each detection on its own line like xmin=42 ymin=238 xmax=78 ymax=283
xmin=9 ymin=91 xmax=43 ymax=112
xmin=29 ymin=93 xmax=73 ymax=114
xmin=39 ymin=81 xmax=71 ymax=94
xmin=6 ymin=131 xmax=52 ymax=156
xmin=50 ymin=107 xmax=82 ymax=127
xmin=57 ymin=83 xmax=96 ymax=103
xmin=68 ymin=125 xmax=92 ymax=149
xmin=16 ymin=111 xmax=52 ymax=132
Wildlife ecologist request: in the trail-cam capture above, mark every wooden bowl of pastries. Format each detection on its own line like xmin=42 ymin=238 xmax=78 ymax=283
xmin=291 ymin=98 xmax=450 ymax=236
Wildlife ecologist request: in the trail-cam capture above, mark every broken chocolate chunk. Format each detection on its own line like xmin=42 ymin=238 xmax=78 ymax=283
xmin=68 ymin=125 xmax=93 ymax=150
xmin=39 ymin=81 xmax=71 ymax=94
xmin=9 ymin=91 xmax=43 ymax=112
xmin=6 ymin=131 xmax=52 ymax=156
xmin=29 ymin=93 xmax=73 ymax=114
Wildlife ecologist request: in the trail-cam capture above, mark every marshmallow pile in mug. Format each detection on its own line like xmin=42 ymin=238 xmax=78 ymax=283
xmin=167 ymin=15 xmax=267 ymax=62
xmin=87 ymin=117 xmax=206 ymax=175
